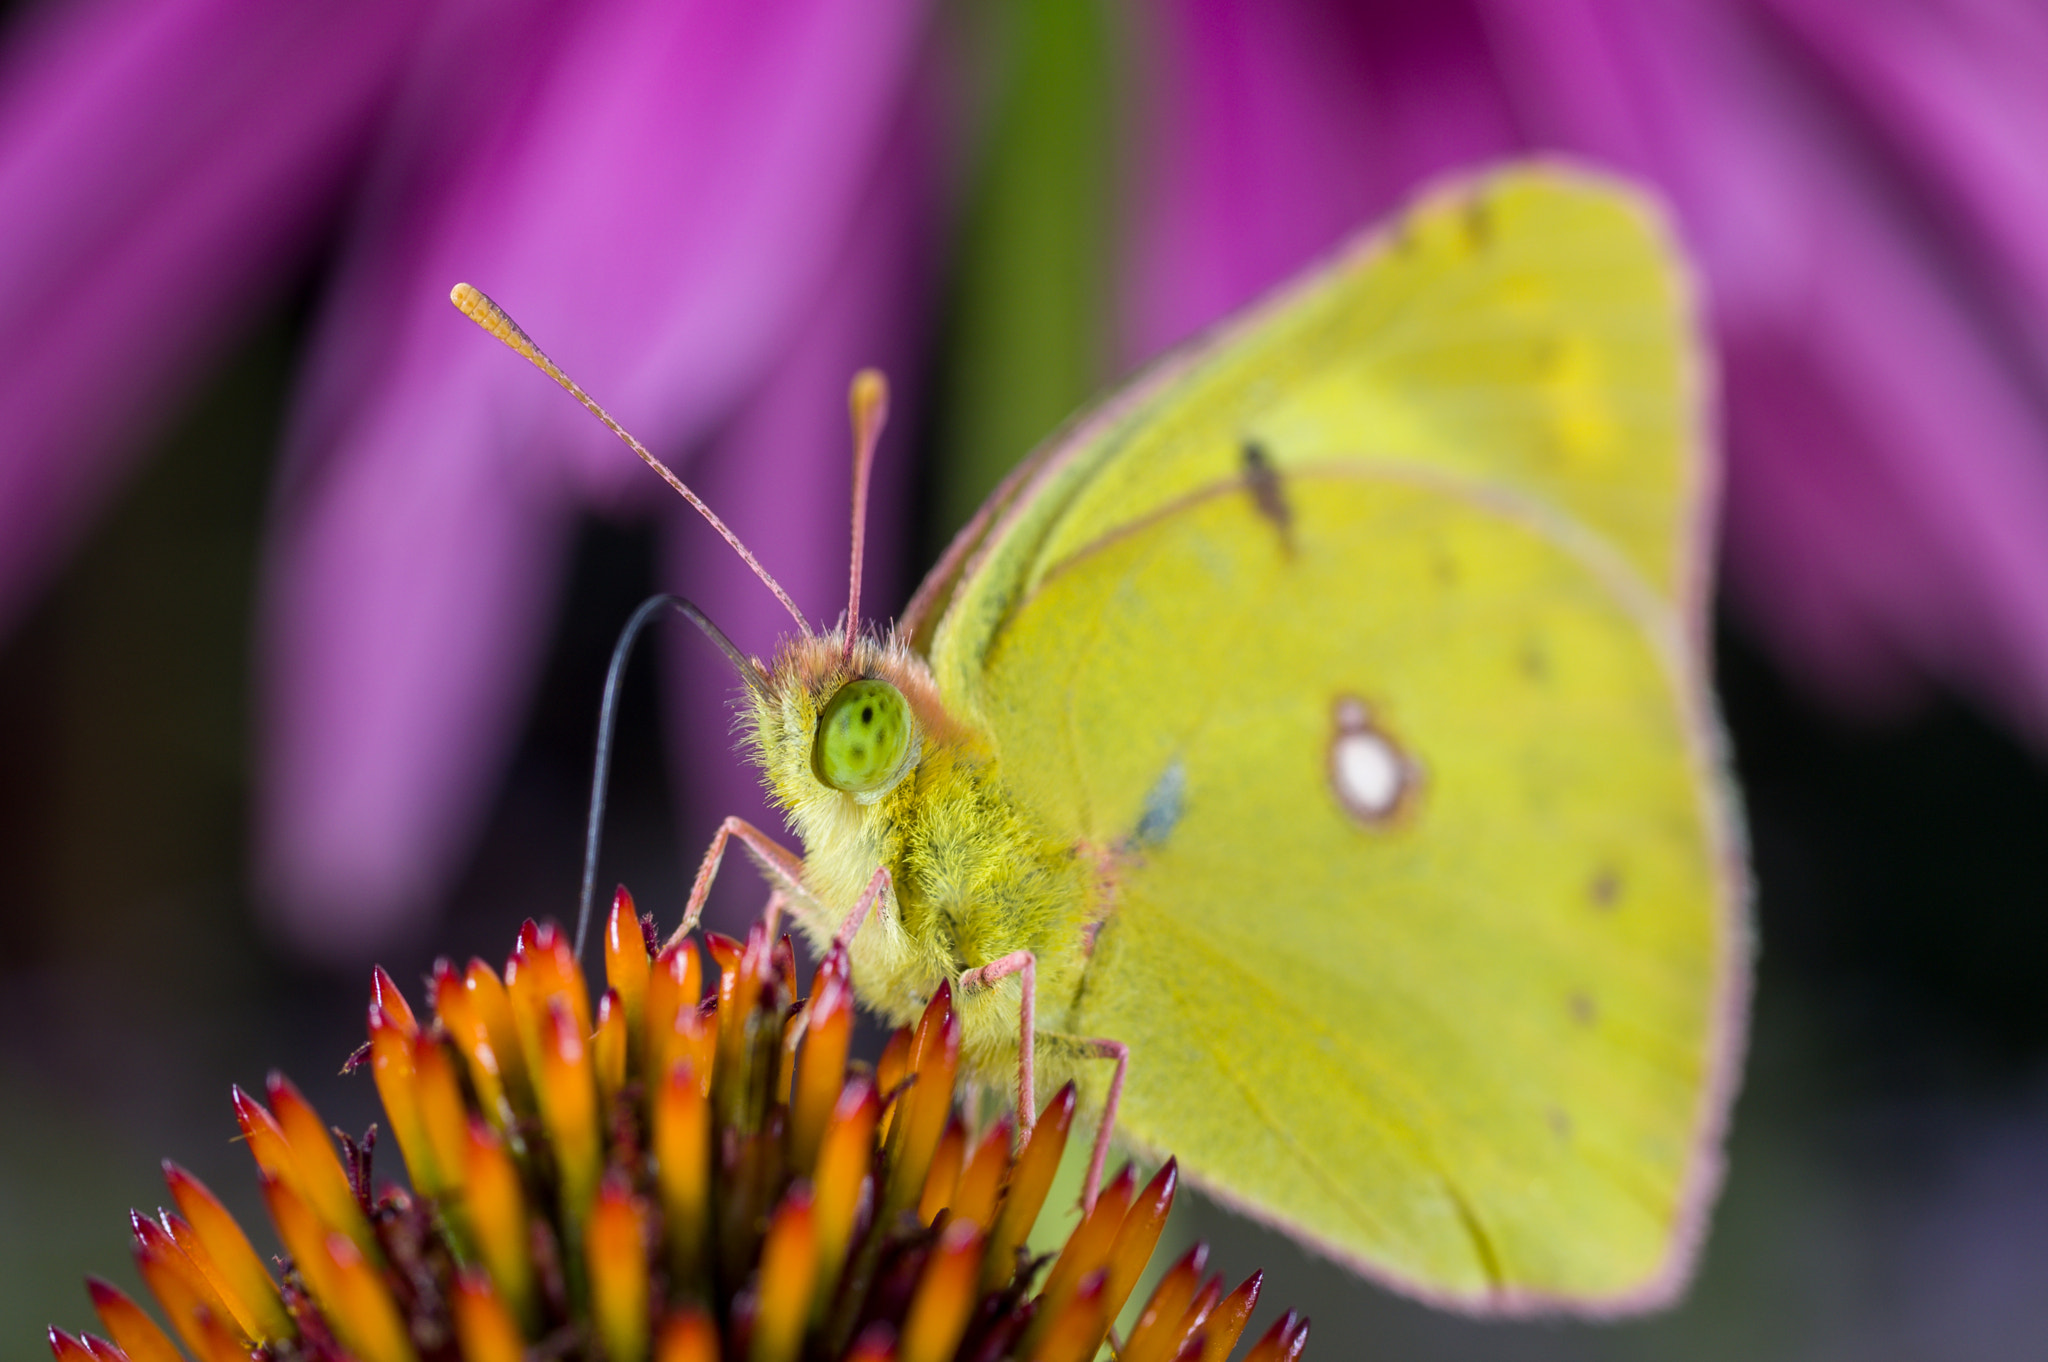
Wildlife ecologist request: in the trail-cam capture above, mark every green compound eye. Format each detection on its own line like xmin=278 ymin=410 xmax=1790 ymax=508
xmin=812 ymin=677 xmax=916 ymax=795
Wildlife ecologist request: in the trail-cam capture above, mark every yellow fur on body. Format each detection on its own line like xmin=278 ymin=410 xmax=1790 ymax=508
xmin=743 ymin=628 xmax=1099 ymax=1094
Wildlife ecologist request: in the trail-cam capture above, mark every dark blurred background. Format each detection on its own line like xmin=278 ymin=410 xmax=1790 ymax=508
xmin=7 ymin=2 xmax=2048 ymax=1359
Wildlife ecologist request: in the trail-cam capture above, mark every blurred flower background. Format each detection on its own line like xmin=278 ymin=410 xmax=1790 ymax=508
xmin=5 ymin=0 xmax=2048 ymax=1358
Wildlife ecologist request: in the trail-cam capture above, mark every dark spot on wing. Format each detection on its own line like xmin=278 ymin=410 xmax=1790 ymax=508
xmin=1132 ymin=759 xmax=1187 ymax=848
xmin=1568 ymin=990 xmax=1597 ymax=1027
xmin=1590 ymin=866 xmax=1622 ymax=910
xmin=1547 ymin=1107 xmax=1573 ymax=1140
xmin=1464 ymin=194 xmax=1492 ymax=248
xmin=1241 ymin=442 xmax=1295 ymax=555
xmin=1519 ymin=637 xmax=1549 ymax=683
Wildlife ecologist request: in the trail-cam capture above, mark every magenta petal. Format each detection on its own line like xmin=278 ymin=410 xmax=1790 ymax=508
xmin=256 ymin=373 xmax=578 ymax=958
xmin=258 ymin=0 xmax=933 ymax=950
xmin=0 ymin=0 xmax=424 ymax=635
xmin=1121 ymin=0 xmax=1520 ymax=363
xmin=660 ymin=98 xmax=936 ymax=932
xmin=1471 ymin=0 xmax=1662 ymax=167
xmin=1716 ymin=177 xmax=2048 ymax=735
xmin=1759 ymin=0 xmax=2048 ymax=374
xmin=286 ymin=0 xmax=933 ymax=515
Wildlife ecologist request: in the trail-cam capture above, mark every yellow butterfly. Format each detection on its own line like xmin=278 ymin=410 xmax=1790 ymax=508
xmin=453 ymin=161 xmax=1747 ymax=1315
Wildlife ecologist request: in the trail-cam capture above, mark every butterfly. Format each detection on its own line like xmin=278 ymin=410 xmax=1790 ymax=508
xmin=454 ymin=161 xmax=1747 ymax=1316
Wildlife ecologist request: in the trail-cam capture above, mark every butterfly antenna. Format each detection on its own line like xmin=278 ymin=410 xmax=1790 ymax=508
xmin=843 ymin=369 xmax=889 ymax=665
xmin=451 ymin=283 xmax=810 ymax=633
xmin=575 ymin=593 xmax=766 ymax=963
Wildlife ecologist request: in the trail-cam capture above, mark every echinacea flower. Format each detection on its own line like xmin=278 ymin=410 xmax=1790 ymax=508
xmin=46 ymin=891 xmax=1311 ymax=1362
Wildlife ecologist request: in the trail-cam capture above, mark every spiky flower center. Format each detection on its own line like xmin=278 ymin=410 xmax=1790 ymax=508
xmin=50 ymin=890 xmax=1309 ymax=1362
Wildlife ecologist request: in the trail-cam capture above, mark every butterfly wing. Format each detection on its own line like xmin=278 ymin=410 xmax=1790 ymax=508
xmin=920 ymin=165 xmax=1744 ymax=1311
xmin=923 ymin=165 xmax=1715 ymax=690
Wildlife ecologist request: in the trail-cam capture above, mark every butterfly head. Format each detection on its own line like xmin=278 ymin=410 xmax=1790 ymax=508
xmin=748 ymin=628 xmax=963 ymax=816
xmin=738 ymin=364 xmax=981 ymax=815
xmin=448 ymin=286 xmax=952 ymax=814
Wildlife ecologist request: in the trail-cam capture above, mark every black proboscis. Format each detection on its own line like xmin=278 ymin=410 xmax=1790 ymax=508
xmin=575 ymin=592 xmax=765 ymax=962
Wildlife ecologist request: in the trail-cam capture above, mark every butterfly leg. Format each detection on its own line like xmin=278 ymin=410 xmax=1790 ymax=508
xmin=1038 ymin=1033 xmax=1128 ymax=1213
xmin=1080 ymin=1038 xmax=1129 ymax=1212
xmin=832 ymin=865 xmax=896 ymax=950
xmin=666 ymin=816 xmax=808 ymax=947
xmin=959 ymin=951 xmax=1037 ymax=1137
xmin=768 ymin=871 xmax=891 ymax=1069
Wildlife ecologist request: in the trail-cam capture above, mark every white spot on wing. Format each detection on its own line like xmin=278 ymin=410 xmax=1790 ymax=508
xmin=1334 ymin=731 xmax=1402 ymax=815
xmin=1328 ymin=696 xmax=1418 ymax=826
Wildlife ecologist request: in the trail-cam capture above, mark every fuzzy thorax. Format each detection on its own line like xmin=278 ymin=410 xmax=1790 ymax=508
xmin=744 ymin=628 xmax=1098 ymax=1092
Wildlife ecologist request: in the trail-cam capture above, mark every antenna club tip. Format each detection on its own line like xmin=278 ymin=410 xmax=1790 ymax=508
xmin=450 ymin=282 xmax=527 ymax=352
xmin=849 ymin=368 xmax=889 ymax=433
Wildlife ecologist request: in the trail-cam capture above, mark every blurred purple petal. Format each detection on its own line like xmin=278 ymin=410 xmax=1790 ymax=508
xmin=0 ymin=0 xmax=423 ymax=634
xmin=1682 ymin=24 xmax=2048 ymax=733
xmin=1760 ymin=0 xmax=2048 ymax=372
xmin=660 ymin=93 xmax=937 ymax=933
xmin=255 ymin=396 xmax=575 ymax=956
xmin=1122 ymin=1 xmax=1518 ymax=364
xmin=1125 ymin=0 xmax=2048 ymax=742
xmin=258 ymin=0 xmax=932 ymax=952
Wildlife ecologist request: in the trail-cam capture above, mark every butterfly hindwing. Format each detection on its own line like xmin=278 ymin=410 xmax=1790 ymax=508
xmin=985 ymin=472 xmax=1733 ymax=1306
xmin=923 ymin=164 xmax=1743 ymax=1309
